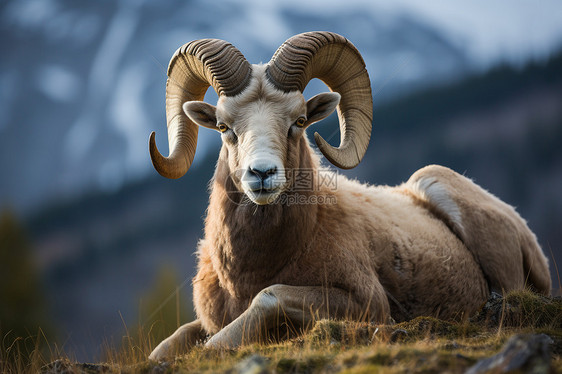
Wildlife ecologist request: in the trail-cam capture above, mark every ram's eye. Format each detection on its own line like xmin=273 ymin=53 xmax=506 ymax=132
xmin=217 ymin=123 xmax=229 ymax=133
xmin=295 ymin=116 xmax=306 ymax=127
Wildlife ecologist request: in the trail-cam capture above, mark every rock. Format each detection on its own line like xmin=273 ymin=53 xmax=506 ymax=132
xmin=471 ymin=291 xmax=506 ymax=326
xmin=465 ymin=333 xmax=552 ymax=374
xmin=148 ymin=361 xmax=171 ymax=374
xmin=389 ymin=328 xmax=408 ymax=343
xmin=41 ymin=360 xmax=74 ymax=374
xmin=233 ymin=354 xmax=269 ymax=374
xmin=41 ymin=359 xmax=112 ymax=373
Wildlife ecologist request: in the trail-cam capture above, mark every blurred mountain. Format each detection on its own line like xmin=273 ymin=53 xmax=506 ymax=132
xmin=0 ymin=0 xmax=479 ymax=213
xmin=25 ymin=51 xmax=562 ymax=360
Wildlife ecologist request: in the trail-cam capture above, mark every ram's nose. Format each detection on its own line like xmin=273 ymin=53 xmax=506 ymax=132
xmin=242 ymin=160 xmax=282 ymax=192
xmin=249 ymin=165 xmax=277 ymax=182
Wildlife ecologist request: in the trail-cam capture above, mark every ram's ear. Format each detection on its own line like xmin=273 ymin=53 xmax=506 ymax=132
xmin=183 ymin=101 xmax=218 ymax=131
xmin=306 ymin=92 xmax=341 ymax=125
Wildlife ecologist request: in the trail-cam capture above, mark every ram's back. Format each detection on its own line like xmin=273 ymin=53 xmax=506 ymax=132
xmin=405 ymin=165 xmax=551 ymax=296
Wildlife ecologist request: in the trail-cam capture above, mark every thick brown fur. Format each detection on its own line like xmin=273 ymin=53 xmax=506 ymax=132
xmin=192 ymin=136 xmax=551 ymax=333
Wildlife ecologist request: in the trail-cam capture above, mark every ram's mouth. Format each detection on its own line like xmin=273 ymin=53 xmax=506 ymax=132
xmin=246 ymin=187 xmax=281 ymax=205
xmin=254 ymin=187 xmax=277 ymax=194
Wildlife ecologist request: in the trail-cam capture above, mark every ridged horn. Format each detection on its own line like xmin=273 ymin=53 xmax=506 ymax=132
xmin=266 ymin=31 xmax=372 ymax=169
xmin=149 ymin=39 xmax=252 ymax=179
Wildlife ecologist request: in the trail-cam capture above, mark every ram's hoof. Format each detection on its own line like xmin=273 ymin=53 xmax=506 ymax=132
xmin=148 ymin=340 xmax=173 ymax=362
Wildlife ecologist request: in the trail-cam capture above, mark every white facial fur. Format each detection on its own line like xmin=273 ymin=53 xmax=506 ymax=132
xmin=218 ymin=67 xmax=304 ymax=204
xmin=183 ymin=64 xmax=340 ymax=205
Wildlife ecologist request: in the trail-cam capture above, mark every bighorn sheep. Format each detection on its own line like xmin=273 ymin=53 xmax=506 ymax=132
xmin=147 ymin=32 xmax=551 ymax=360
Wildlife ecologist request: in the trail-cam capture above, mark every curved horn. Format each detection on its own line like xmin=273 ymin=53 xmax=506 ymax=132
xmin=266 ymin=31 xmax=372 ymax=169
xmin=149 ymin=39 xmax=252 ymax=179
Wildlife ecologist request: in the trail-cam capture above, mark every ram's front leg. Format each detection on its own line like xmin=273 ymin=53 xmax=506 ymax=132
xmin=149 ymin=319 xmax=207 ymax=361
xmin=206 ymin=284 xmax=388 ymax=349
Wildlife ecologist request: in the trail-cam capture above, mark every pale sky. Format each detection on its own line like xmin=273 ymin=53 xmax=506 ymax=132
xmin=232 ymin=0 xmax=562 ymax=67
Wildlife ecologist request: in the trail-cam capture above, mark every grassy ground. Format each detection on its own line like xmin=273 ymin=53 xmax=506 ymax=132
xmin=3 ymin=290 xmax=561 ymax=373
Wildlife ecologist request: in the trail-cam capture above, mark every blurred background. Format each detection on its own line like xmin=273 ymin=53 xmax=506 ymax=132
xmin=1 ymin=0 xmax=561 ymax=363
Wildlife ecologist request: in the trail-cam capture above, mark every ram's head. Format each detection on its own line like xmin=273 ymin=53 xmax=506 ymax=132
xmin=149 ymin=32 xmax=373 ymax=205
